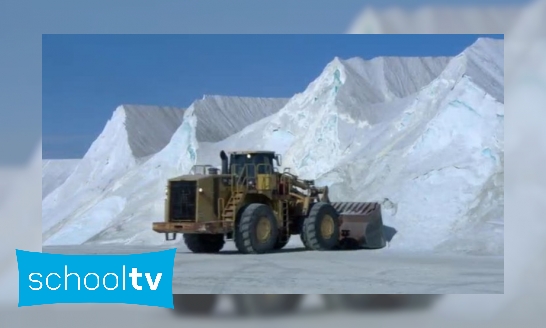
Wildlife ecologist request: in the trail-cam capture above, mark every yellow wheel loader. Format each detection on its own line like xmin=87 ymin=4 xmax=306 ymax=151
xmin=152 ymin=150 xmax=386 ymax=254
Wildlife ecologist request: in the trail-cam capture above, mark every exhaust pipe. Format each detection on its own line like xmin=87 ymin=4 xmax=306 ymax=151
xmin=220 ymin=151 xmax=228 ymax=174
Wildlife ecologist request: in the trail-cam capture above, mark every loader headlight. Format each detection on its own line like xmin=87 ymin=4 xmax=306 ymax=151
xmin=247 ymin=179 xmax=256 ymax=190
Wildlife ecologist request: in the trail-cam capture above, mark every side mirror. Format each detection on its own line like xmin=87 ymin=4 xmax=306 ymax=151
xmin=275 ymin=154 xmax=282 ymax=167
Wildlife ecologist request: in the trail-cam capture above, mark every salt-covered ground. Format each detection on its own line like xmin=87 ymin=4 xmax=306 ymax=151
xmin=43 ymin=241 xmax=503 ymax=294
xmin=42 ymin=38 xmax=504 ymax=265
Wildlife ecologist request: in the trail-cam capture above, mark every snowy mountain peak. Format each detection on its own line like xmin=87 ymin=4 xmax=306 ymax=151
xmin=461 ymin=38 xmax=504 ymax=103
xmin=285 ymin=57 xmax=348 ymax=109
xmin=318 ymin=56 xmax=348 ymax=86
xmin=328 ymin=56 xmax=346 ymax=69
xmin=184 ymin=95 xmax=289 ymax=142
xmin=468 ymin=37 xmax=503 ymax=50
xmin=116 ymin=104 xmax=186 ymax=159
xmin=114 ymin=104 xmax=125 ymax=114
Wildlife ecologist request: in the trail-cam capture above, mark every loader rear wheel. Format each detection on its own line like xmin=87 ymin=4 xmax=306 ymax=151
xmin=183 ymin=234 xmax=225 ymax=253
xmin=236 ymin=203 xmax=279 ymax=254
xmin=302 ymin=202 xmax=340 ymax=251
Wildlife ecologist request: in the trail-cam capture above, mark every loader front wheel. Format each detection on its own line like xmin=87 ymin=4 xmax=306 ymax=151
xmin=300 ymin=231 xmax=311 ymax=249
xmin=183 ymin=234 xmax=225 ymax=253
xmin=236 ymin=203 xmax=279 ymax=254
xmin=302 ymin=202 xmax=340 ymax=251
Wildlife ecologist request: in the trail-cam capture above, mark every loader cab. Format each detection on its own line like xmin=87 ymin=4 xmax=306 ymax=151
xmin=220 ymin=150 xmax=282 ymax=184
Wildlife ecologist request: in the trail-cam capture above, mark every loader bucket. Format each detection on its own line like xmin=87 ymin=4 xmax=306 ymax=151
xmin=331 ymin=202 xmax=387 ymax=250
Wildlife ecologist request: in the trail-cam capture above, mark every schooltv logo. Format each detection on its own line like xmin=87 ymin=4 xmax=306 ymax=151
xmin=15 ymin=249 xmax=176 ymax=308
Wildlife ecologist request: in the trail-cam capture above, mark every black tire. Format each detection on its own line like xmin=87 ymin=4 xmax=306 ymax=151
xmin=172 ymin=294 xmax=217 ymax=315
xmin=274 ymin=233 xmax=290 ymax=250
xmin=302 ymin=202 xmax=340 ymax=250
xmin=236 ymin=203 xmax=279 ymax=254
xmin=300 ymin=231 xmax=311 ymax=249
xmin=183 ymin=234 xmax=225 ymax=253
xmin=300 ymin=202 xmax=316 ymax=250
xmin=233 ymin=205 xmax=248 ymax=252
xmin=232 ymin=295 xmax=303 ymax=316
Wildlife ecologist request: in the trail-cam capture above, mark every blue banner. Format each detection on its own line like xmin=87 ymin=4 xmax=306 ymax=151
xmin=16 ymin=248 xmax=177 ymax=308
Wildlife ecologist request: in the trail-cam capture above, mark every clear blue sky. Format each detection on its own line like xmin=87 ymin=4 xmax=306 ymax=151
xmin=42 ymin=34 xmax=503 ymax=159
